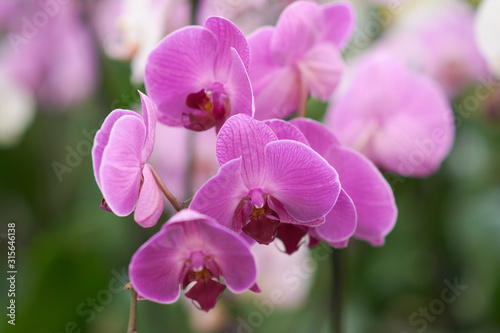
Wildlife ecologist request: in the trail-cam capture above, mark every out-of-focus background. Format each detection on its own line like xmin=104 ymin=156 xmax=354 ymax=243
xmin=1 ymin=0 xmax=499 ymax=332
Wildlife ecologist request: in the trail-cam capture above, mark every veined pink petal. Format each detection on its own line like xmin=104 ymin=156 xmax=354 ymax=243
xmin=138 ymin=91 xmax=157 ymax=163
xmin=297 ymin=43 xmax=344 ymax=101
xmin=290 ymin=118 xmax=340 ymax=156
xmin=223 ymin=48 xmax=254 ymax=123
xmin=324 ymin=146 xmax=397 ymax=246
xmin=134 ymin=164 xmax=164 ymax=228
xmin=204 ymin=16 xmax=250 ymax=75
xmin=263 ymin=119 xmax=309 ymax=145
xmin=92 ymin=109 xmax=140 ymax=187
xmin=194 ymin=219 xmax=257 ymax=293
xmin=129 ymin=223 xmax=188 ymax=303
xmin=145 ymin=26 xmax=218 ymax=126
xmin=270 ymin=1 xmax=324 ymax=65
xmin=263 ymin=140 xmax=340 ymax=223
xmin=314 ymin=189 xmax=356 ymax=247
xmin=99 ymin=115 xmax=146 ymax=216
xmin=320 ymin=2 xmax=355 ymax=48
xmin=190 ymin=158 xmax=249 ymax=230
xmin=268 ymin=197 xmax=325 ymax=227
xmin=216 ymin=114 xmax=277 ymax=188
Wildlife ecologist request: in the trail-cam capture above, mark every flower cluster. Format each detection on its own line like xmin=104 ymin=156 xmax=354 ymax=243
xmin=92 ymin=1 xmax=456 ymax=313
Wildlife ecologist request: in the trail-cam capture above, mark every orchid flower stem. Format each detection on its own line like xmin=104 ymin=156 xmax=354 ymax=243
xmin=332 ymin=248 xmax=343 ymax=333
xmin=297 ymin=80 xmax=309 ymax=118
xmin=149 ymin=165 xmax=184 ymax=212
xmin=125 ymin=283 xmax=138 ymax=333
xmin=190 ymin=0 xmax=199 ymax=25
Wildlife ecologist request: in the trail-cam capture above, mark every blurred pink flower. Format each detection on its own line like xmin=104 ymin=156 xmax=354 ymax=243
xmin=373 ymin=0 xmax=489 ymax=97
xmin=0 ymin=0 xmax=96 ymax=109
xmin=326 ymin=52 xmax=455 ymax=177
xmin=248 ymin=1 xmax=354 ymax=119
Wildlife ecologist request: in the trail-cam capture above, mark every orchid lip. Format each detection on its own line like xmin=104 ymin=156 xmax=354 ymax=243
xmin=183 ymin=83 xmax=230 ymax=131
xmin=181 ymin=253 xmax=226 ymax=312
xmin=241 ymin=196 xmax=281 ymax=245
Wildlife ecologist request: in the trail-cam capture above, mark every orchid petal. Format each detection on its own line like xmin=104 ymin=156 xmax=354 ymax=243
xmin=204 ymin=16 xmax=250 ymax=74
xmin=223 ymin=48 xmax=254 ymax=122
xmin=253 ymin=65 xmax=301 ymax=120
xmin=321 ymin=2 xmax=355 ymax=48
xmin=196 ymin=220 xmax=257 ymax=293
xmin=129 ymin=224 xmax=187 ymax=303
xmin=138 ymin=91 xmax=157 ymax=163
xmin=328 ymin=53 xmax=455 ymax=177
xmin=263 ymin=119 xmax=309 ymax=145
xmin=134 ymin=164 xmax=164 ymax=228
xmin=99 ymin=115 xmax=145 ymax=216
xmin=248 ymin=27 xmax=302 ymax=120
xmin=325 ymin=147 xmax=397 ymax=245
xmin=190 ymin=158 xmax=249 ymax=230
xmin=314 ymin=189 xmax=356 ymax=246
xmin=297 ymin=43 xmax=344 ymax=101
xmin=216 ymin=114 xmax=277 ymax=188
xmin=268 ymin=197 xmax=325 ymax=227
xmin=290 ymin=118 xmax=340 ymax=156
xmin=263 ymin=140 xmax=340 ymax=223
xmin=145 ymin=26 xmax=218 ymax=126
xmin=270 ymin=1 xmax=323 ymax=64
xmin=92 ymin=109 xmax=140 ymax=187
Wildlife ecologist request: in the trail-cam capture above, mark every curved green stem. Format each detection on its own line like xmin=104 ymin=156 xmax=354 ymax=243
xmin=332 ymin=249 xmax=343 ymax=333
xmin=125 ymin=283 xmax=138 ymax=333
xmin=149 ymin=165 xmax=184 ymax=212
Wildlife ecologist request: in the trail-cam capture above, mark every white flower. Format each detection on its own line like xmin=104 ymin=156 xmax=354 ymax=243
xmin=0 ymin=69 xmax=35 ymax=148
xmin=475 ymin=0 xmax=500 ymax=78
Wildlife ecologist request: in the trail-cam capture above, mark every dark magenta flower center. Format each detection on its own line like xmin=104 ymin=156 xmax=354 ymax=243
xmin=241 ymin=201 xmax=281 ymax=245
xmin=183 ymin=84 xmax=230 ymax=131
xmin=276 ymin=223 xmax=308 ymax=255
xmin=180 ymin=252 xmax=225 ymax=312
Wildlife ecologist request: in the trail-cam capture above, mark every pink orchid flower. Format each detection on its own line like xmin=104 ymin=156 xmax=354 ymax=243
xmin=145 ymin=16 xmax=254 ymax=132
xmin=248 ymin=1 xmax=354 ymax=119
xmin=92 ymin=91 xmax=164 ymax=227
xmin=327 ymin=53 xmax=455 ymax=177
xmin=190 ymin=114 xmax=341 ymax=246
xmin=129 ymin=209 xmax=257 ymax=312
